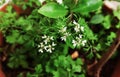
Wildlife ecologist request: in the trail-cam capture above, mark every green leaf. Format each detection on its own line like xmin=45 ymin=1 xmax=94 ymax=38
xmin=79 ymin=18 xmax=97 ymax=40
xmin=6 ymin=30 xmax=20 ymax=44
xmin=72 ymin=0 xmax=102 ymax=14
xmin=107 ymin=32 xmax=116 ymax=44
xmin=63 ymin=44 xmax=69 ymax=55
xmin=35 ymin=64 xmax=43 ymax=73
xmin=38 ymin=2 xmax=68 ymax=18
xmin=90 ymin=14 xmax=104 ymax=24
xmin=53 ymin=68 xmax=68 ymax=77
xmin=114 ymin=10 xmax=120 ymax=20
xmin=72 ymin=65 xmax=82 ymax=72
xmin=20 ymin=60 xmax=28 ymax=68
xmin=17 ymin=36 xmax=25 ymax=44
xmin=102 ymin=15 xmax=111 ymax=29
xmin=75 ymin=58 xmax=83 ymax=65
xmin=116 ymin=22 xmax=120 ymax=29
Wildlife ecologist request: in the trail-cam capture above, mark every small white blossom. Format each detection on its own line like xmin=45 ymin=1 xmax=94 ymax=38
xmin=73 ymin=20 xmax=81 ymax=32
xmin=72 ymin=37 xmax=81 ymax=47
xmin=82 ymin=40 xmax=87 ymax=46
xmin=72 ymin=40 xmax=77 ymax=47
xmin=38 ymin=43 xmax=45 ymax=53
xmin=39 ymin=0 xmax=45 ymax=4
xmin=56 ymin=0 xmax=63 ymax=4
xmin=42 ymin=35 xmax=47 ymax=39
xmin=79 ymin=34 xmax=82 ymax=38
xmin=42 ymin=35 xmax=54 ymax=44
xmin=38 ymin=35 xmax=56 ymax=53
xmin=59 ymin=27 xmax=67 ymax=33
xmin=61 ymin=36 xmax=67 ymax=41
xmin=46 ymin=45 xmax=55 ymax=53
xmin=52 ymin=42 xmax=56 ymax=46
xmin=74 ymin=25 xmax=80 ymax=32
xmin=81 ymin=26 xmax=84 ymax=32
xmin=73 ymin=20 xmax=78 ymax=25
xmin=64 ymin=32 xmax=71 ymax=36
xmin=61 ymin=32 xmax=71 ymax=41
xmin=50 ymin=36 xmax=54 ymax=40
xmin=38 ymin=49 xmax=43 ymax=53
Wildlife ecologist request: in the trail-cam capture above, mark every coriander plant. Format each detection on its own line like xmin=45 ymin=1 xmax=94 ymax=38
xmin=0 ymin=0 xmax=118 ymax=77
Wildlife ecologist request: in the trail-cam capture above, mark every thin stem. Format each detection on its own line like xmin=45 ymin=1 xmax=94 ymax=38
xmin=93 ymin=29 xmax=120 ymax=77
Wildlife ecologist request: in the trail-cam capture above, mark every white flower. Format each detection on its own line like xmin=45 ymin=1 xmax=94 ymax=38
xmin=42 ymin=35 xmax=47 ymax=39
xmin=61 ymin=32 xmax=71 ymax=41
xmin=39 ymin=0 xmax=45 ymax=4
xmin=73 ymin=20 xmax=78 ymax=25
xmin=64 ymin=32 xmax=71 ymax=36
xmin=61 ymin=36 xmax=67 ymax=41
xmin=74 ymin=25 xmax=80 ymax=32
xmin=81 ymin=26 xmax=84 ymax=32
xmin=56 ymin=0 xmax=63 ymax=4
xmin=72 ymin=40 xmax=77 ymax=47
xmin=46 ymin=45 xmax=55 ymax=53
xmin=42 ymin=35 xmax=54 ymax=44
xmin=73 ymin=20 xmax=81 ymax=32
xmin=50 ymin=36 xmax=54 ymax=40
xmin=59 ymin=27 xmax=67 ymax=33
xmin=52 ymin=42 xmax=56 ymax=46
xmin=79 ymin=34 xmax=82 ymax=39
xmin=38 ymin=43 xmax=45 ymax=53
xmin=72 ymin=37 xmax=81 ymax=47
xmin=82 ymin=40 xmax=87 ymax=46
xmin=38 ymin=49 xmax=43 ymax=53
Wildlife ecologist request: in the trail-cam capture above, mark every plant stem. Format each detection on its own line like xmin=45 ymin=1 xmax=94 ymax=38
xmin=88 ymin=29 xmax=120 ymax=77
xmin=94 ymin=29 xmax=120 ymax=77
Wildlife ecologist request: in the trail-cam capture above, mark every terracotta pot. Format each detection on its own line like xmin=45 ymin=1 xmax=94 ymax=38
xmin=0 ymin=62 xmax=5 ymax=77
xmin=0 ymin=0 xmax=31 ymax=15
xmin=111 ymin=59 xmax=120 ymax=77
xmin=0 ymin=31 xmax=3 ymax=47
xmin=0 ymin=3 xmax=8 ymax=12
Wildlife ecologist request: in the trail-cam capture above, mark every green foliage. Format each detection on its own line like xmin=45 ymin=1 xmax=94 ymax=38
xmin=46 ymin=55 xmax=84 ymax=77
xmin=102 ymin=15 xmax=111 ymax=29
xmin=0 ymin=0 xmax=118 ymax=77
xmin=72 ymin=0 xmax=102 ymax=15
xmin=90 ymin=14 xmax=104 ymax=24
xmin=38 ymin=2 xmax=68 ymax=18
xmin=7 ymin=50 xmax=28 ymax=68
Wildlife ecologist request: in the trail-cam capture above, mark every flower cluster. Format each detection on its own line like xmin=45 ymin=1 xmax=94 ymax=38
xmin=72 ymin=20 xmax=87 ymax=47
xmin=73 ymin=20 xmax=84 ymax=32
xmin=59 ymin=27 xmax=71 ymax=41
xmin=72 ymin=35 xmax=87 ymax=47
xmin=58 ymin=20 xmax=87 ymax=48
xmin=38 ymin=35 xmax=56 ymax=53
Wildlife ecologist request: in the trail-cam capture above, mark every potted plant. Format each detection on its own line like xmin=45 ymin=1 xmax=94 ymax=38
xmin=0 ymin=0 xmax=120 ymax=77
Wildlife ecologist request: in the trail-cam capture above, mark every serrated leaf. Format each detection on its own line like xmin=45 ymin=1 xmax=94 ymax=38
xmin=38 ymin=2 xmax=68 ymax=18
xmin=102 ymin=15 xmax=111 ymax=29
xmin=72 ymin=65 xmax=82 ymax=72
xmin=35 ymin=64 xmax=42 ymax=73
xmin=53 ymin=68 xmax=68 ymax=77
xmin=75 ymin=58 xmax=83 ymax=65
xmin=6 ymin=30 xmax=20 ymax=44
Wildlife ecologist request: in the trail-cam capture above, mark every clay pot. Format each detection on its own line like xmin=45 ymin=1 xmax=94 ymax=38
xmin=0 ymin=0 xmax=31 ymax=15
xmin=0 ymin=62 xmax=5 ymax=77
xmin=0 ymin=31 xmax=3 ymax=47
xmin=111 ymin=59 xmax=120 ymax=77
